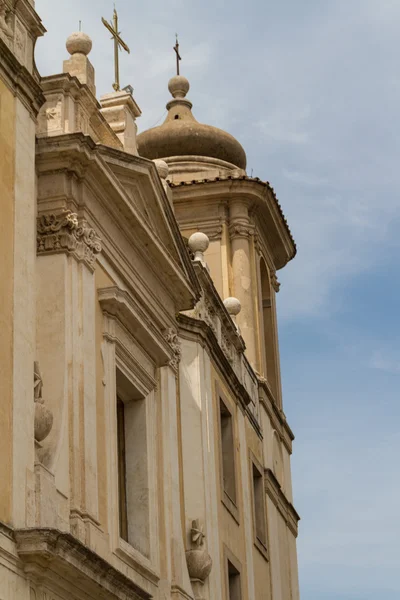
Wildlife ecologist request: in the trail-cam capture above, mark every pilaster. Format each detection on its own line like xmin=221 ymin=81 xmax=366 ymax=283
xmin=159 ymin=347 xmax=194 ymax=600
xmin=36 ymin=209 xmax=102 ymax=538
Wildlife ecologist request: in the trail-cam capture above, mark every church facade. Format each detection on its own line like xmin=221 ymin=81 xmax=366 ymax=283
xmin=0 ymin=2 xmax=300 ymax=599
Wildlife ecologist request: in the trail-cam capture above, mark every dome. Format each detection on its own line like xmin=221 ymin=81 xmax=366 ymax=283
xmin=137 ymin=76 xmax=247 ymax=170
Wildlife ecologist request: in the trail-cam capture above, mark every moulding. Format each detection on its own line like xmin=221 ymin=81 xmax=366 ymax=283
xmin=264 ymin=469 xmax=300 ymax=538
xmin=0 ymin=37 xmax=45 ymax=117
xmin=14 ymin=528 xmax=152 ymax=600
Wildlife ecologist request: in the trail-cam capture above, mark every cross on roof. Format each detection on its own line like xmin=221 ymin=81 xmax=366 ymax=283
xmin=101 ymin=8 xmax=130 ymax=92
xmin=173 ymin=34 xmax=182 ymax=76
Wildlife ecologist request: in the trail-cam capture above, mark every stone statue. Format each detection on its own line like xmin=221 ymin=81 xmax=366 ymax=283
xmin=34 ymin=361 xmax=53 ymax=443
xmin=185 ymin=519 xmax=212 ymax=600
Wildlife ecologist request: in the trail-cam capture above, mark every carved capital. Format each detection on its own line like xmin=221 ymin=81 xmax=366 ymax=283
xmin=164 ymin=328 xmax=182 ymax=371
xmin=228 ymin=222 xmax=254 ymax=240
xmin=37 ymin=211 xmax=102 ymax=269
xmin=270 ymin=271 xmax=281 ymax=293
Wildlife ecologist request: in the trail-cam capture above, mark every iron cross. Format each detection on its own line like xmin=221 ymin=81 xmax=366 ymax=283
xmin=102 ymin=8 xmax=130 ymax=92
xmin=173 ymin=34 xmax=182 ymax=76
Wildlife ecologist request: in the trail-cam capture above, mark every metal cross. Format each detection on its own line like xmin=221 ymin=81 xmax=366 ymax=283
xmin=101 ymin=8 xmax=130 ymax=92
xmin=173 ymin=34 xmax=182 ymax=76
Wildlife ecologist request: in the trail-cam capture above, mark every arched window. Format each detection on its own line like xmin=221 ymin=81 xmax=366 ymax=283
xmin=259 ymin=259 xmax=280 ymax=403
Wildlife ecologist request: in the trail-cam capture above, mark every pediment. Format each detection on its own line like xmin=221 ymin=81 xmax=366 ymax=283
xmin=101 ymin=152 xmax=189 ymax=274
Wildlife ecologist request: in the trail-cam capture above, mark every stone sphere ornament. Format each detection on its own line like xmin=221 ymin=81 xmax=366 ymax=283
xmin=168 ymin=75 xmax=190 ymax=99
xmin=223 ymin=296 xmax=242 ymax=317
xmin=66 ymin=32 xmax=93 ymax=56
xmin=153 ymin=159 xmax=169 ymax=181
xmin=188 ymin=232 xmax=210 ymax=260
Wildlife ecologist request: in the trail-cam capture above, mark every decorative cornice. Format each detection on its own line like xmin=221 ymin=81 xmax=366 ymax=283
xmin=37 ymin=211 xmax=102 ymax=270
xmin=14 ymin=528 xmax=151 ymax=600
xmin=170 ymin=176 xmax=296 ymax=270
xmin=264 ymin=469 xmax=300 ymax=538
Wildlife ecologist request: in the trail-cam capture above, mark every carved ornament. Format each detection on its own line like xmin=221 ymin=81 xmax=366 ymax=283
xmin=0 ymin=1 xmax=13 ymax=48
xmin=37 ymin=211 xmax=102 ymax=269
xmin=185 ymin=519 xmax=212 ymax=599
xmin=164 ymin=328 xmax=182 ymax=371
xmin=228 ymin=222 xmax=254 ymax=240
xmin=270 ymin=271 xmax=281 ymax=293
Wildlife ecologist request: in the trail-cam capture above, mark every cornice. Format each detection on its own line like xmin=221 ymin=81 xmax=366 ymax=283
xmin=14 ymin=528 xmax=151 ymax=600
xmin=169 ymin=175 xmax=296 ymax=269
xmin=0 ymin=37 xmax=45 ymax=117
xmin=264 ymin=469 xmax=300 ymax=538
xmin=178 ymin=314 xmax=263 ymax=439
xmin=99 ymin=286 xmax=172 ymax=368
xmin=258 ymin=377 xmax=294 ymax=454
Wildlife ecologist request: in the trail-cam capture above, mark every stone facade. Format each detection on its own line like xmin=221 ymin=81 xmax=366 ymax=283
xmin=0 ymin=7 xmax=300 ymax=600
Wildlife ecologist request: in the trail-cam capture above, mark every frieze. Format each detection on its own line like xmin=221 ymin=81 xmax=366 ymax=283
xmin=37 ymin=211 xmax=102 ymax=269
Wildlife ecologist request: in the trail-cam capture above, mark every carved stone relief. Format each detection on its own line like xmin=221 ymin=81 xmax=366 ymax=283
xmin=164 ymin=328 xmax=182 ymax=371
xmin=38 ymin=96 xmax=63 ymax=135
xmin=37 ymin=211 xmax=102 ymax=269
xmin=270 ymin=271 xmax=281 ymax=293
xmin=14 ymin=17 xmax=26 ymax=64
xmin=0 ymin=0 xmax=13 ymax=48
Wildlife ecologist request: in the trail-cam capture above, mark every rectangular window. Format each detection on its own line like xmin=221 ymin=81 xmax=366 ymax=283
xmin=116 ymin=369 xmax=150 ymax=557
xmin=117 ymin=397 xmax=128 ymax=541
xmin=228 ymin=560 xmax=241 ymax=600
xmin=252 ymin=462 xmax=267 ymax=546
xmin=219 ymin=398 xmax=236 ymax=504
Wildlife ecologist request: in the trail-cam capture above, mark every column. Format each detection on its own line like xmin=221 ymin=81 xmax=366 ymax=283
xmin=229 ymin=198 xmax=258 ymax=368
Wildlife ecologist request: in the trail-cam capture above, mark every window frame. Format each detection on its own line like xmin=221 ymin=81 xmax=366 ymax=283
xmin=216 ymin=383 xmax=239 ymax=523
xmin=249 ymin=451 xmax=269 ymax=560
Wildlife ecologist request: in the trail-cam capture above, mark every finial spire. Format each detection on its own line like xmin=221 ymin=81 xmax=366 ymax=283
xmin=173 ymin=34 xmax=182 ymax=76
xmin=101 ymin=8 xmax=130 ymax=91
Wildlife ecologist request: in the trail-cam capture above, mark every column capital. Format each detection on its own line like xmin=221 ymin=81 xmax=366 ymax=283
xmin=37 ymin=210 xmax=102 ymax=270
xmin=164 ymin=328 xmax=182 ymax=372
xmin=228 ymin=222 xmax=254 ymax=240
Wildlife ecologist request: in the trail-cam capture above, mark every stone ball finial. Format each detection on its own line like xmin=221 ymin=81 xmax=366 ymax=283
xmin=168 ymin=75 xmax=190 ymax=99
xmin=153 ymin=159 xmax=169 ymax=181
xmin=224 ymin=297 xmax=241 ymax=317
xmin=66 ymin=32 xmax=93 ymax=56
xmin=188 ymin=232 xmax=210 ymax=262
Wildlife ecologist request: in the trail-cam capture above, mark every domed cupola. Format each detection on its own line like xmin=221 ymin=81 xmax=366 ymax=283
xmin=137 ymin=75 xmax=247 ymax=174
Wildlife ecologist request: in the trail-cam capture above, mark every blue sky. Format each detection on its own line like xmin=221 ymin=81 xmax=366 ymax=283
xmin=35 ymin=0 xmax=400 ymax=597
